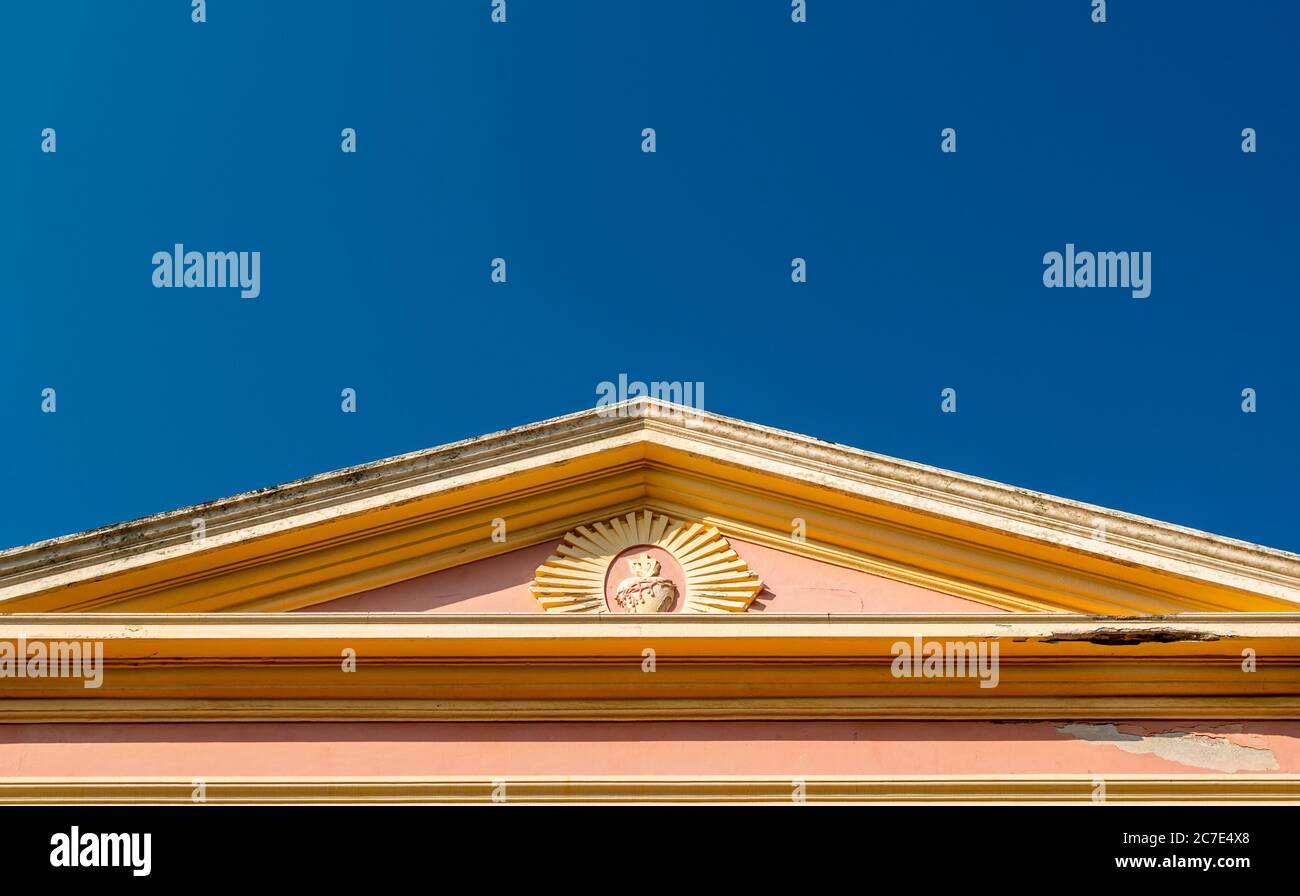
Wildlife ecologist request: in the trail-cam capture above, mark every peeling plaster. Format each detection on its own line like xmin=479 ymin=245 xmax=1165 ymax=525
xmin=1057 ymin=722 xmax=1279 ymax=772
xmin=1043 ymin=627 xmax=1220 ymax=645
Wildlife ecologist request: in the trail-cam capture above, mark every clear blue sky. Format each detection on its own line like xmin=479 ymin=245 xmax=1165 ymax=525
xmin=2 ymin=1 xmax=1297 ymax=552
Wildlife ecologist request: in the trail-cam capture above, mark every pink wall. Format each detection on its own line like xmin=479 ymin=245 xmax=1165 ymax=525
xmin=2 ymin=721 xmax=1295 ymax=776
xmin=305 ymin=537 xmax=1000 ymax=613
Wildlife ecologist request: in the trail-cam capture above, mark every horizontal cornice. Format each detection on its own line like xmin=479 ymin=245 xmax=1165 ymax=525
xmin=1 ymin=614 xmax=1296 ymax=721
xmin=1 ymin=776 xmax=1296 ymax=805
xmin=3 ymin=610 xmax=1297 ymax=646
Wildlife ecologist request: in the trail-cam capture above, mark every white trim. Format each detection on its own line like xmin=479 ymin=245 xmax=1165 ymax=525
xmin=3 ymin=397 xmax=1298 ymax=604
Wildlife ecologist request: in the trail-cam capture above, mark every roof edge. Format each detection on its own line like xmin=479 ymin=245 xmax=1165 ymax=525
xmin=2 ymin=397 xmax=1298 ymax=592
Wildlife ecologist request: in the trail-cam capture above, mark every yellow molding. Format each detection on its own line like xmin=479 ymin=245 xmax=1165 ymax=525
xmin=1 ymin=614 xmax=1296 ymax=720
xmin=3 ymin=696 xmax=1300 ymax=723
xmin=1 ymin=776 xmax=1297 ymax=804
xmin=3 ymin=481 xmax=1290 ymax=617
xmin=12 ymin=471 xmax=651 ymax=614
xmin=4 ymin=420 xmax=1299 ymax=615
xmin=639 ymin=467 xmax=1279 ymax=615
xmin=6 ymin=402 xmax=1300 ymax=620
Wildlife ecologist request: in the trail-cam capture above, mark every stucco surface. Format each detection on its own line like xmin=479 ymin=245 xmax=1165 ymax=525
xmin=303 ymin=537 xmax=1002 ymax=613
xmin=3 ymin=721 xmax=1296 ymax=776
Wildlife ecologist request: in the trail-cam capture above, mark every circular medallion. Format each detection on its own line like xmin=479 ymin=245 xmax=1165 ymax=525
xmin=529 ymin=511 xmax=764 ymax=614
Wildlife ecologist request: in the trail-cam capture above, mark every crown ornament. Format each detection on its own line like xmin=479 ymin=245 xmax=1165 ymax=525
xmin=626 ymin=553 xmax=661 ymax=579
xmin=614 ymin=553 xmax=677 ymax=614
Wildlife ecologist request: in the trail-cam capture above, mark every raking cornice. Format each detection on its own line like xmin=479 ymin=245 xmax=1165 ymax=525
xmin=1 ymin=398 xmax=1298 ymax=613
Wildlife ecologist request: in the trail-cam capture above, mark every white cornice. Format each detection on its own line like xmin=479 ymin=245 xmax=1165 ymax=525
xmin=2 ymin=397 xmax=1298 ymax=604
xmin=3 ymin=611 xmax=1297 ymax=643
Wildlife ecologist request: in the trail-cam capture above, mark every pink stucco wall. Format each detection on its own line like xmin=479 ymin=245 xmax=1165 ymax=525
xmin=305 ymin=537 xmax=1000 ymax=613
xmin=2 ymin=721 xmax=1296 ymax=776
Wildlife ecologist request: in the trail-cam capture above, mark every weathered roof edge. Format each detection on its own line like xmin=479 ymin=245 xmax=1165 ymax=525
xmin=3 ymin=396 xmax=1298 ymax=590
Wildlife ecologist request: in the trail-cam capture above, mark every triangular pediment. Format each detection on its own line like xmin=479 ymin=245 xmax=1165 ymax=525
xmin=2 ymin=398 xmax=1298 ymax=615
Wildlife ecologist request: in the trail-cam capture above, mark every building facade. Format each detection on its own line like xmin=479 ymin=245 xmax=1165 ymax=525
xmin=1 ymin=398 xmax=1298 ymax=803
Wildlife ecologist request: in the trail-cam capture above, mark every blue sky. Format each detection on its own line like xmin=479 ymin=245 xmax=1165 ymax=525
xmin=2 ymin=1 xmax=1297 ymax=552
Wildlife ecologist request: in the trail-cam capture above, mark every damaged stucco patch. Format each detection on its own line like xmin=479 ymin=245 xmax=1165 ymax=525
xmin=1057 ymin=723 xmax=1279 ymax=772
xmin=1042 ymin=627 xmax=1220 ymax=646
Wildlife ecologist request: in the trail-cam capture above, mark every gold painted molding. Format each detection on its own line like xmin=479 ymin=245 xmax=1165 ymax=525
xmin=2 ymin=398 xmax=1299 ymax=616
xmin=1 ymin=613 xmax=1296 ymax=721
xmin=5 ymin=696 xmax=1300 ymax=723
xmin=1 ymin=776 xmax=1297 ymax=804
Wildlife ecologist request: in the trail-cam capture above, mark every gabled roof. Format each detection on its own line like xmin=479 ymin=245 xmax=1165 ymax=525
xmin=2 ymin=397 xmax=1298 ymax=614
